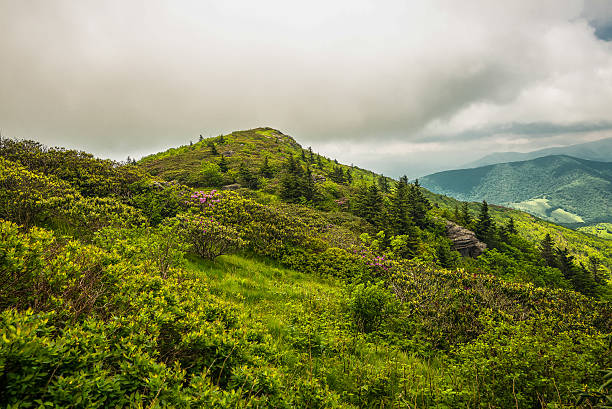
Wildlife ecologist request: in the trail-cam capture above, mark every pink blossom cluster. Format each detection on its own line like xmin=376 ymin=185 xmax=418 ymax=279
xmin=352 ymin=248 xmax=391 ymax=272
xmin=366 ymin=255 xmax=391 ymax=272
xmin=186 ymin=190 xmax=221 ymax=208
xmin=334 ymin=198 xmax=348 ymax=206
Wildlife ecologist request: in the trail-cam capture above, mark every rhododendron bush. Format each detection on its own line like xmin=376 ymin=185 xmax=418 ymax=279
xmin=179 ymin=214 xmax=246 ymax=260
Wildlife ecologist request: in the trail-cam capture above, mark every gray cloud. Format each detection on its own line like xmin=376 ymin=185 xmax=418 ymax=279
xmin=1 ymin=0 xmax=612 ymax=177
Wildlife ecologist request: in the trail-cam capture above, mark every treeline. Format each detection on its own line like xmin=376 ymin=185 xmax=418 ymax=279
xmin=444 ymin=200 xmax=610 ymax=297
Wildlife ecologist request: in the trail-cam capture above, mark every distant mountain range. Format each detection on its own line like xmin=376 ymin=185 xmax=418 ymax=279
xmin=420 ymin=155 xmax=612 ymax=227
xmin=465 ymin=137 xmax=612 ymax=168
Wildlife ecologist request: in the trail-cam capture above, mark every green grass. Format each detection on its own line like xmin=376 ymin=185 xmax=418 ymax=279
xmin=184 ymin=253 xmax=461 ymax=407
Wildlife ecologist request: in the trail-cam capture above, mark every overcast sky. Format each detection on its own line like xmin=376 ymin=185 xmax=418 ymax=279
xmin=1 ymin=0 xmax=612 ymax=177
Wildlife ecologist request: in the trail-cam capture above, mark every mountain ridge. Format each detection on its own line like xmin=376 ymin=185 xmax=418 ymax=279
xmin=420 ymin=154 xmax=612 ymax=227
xmin=464 ymin=136 xmax=612 ymax=168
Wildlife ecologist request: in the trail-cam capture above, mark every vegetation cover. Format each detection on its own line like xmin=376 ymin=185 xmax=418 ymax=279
xmin=0 ymin=130 xmax=611 ymax=408
xmin=420 ymin=155 xmax=612 ymax=230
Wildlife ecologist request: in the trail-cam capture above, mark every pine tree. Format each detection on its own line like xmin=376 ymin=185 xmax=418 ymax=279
xmin=208 ymin=141 xmax=218 ymax=155
xmin=218 ymin=155 xmax=229 ymax=173
xmin=301 ymin=149 xmax=307 ymax=162
xmin=218 ymin=134 xmax=225 ymax=144
xmin=239 ymin=162 xmax=259 ymax=189
xmin=557 ymin=248 xmax=599 ymax=296
xmin=588 ymin=256 xmax=608 ymax=286
xmin=280 ymin=156 xmax=313 ymax=202
xmin=329 ymin=166 xmax=345 ymax=184
xmin=316 ymin=155 xmax=323 ymax=168
xmin=304 ymin=167 xmax=315 ymax=201
xmin=436 ymin=242 xmax=455 ymax=268
xmin=199 ymin=134 xmax=204 ymax=142
xmin=389 ymin=176 xmax=417 ymax=236
xmin=453 ymin=205 xmax=461 ymax=222
xmin=308 ymin=146 xmax=314 ymax=162
xmin=259 ymin=156 xmax=273 ymax=178
xmin=408 ymin=179 xmax=431 ymax=229
xmin=540 ymin=233 xmax=557 ymax=268
xmin=506 ymin=217 xmax=517 ymax=234
xmin=475 ymin=200 xmax=495 ymax=246
xmin=378 ymin=175 xmax=390 ymax=193
xmin=460 ymin=202 xmax=471 ymax=226
xmin=345 ymin=168 xmax=353 ymax=185
xmin=357 ymin=184 xmax=384 ymax=228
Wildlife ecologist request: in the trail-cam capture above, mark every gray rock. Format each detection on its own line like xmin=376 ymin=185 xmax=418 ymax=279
xmin=445 ymin=221 xmax=487 ymax=258
xmin=222 ymin=183 xmax=241 ymax=190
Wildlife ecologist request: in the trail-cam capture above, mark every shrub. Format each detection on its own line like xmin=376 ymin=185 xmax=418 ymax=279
xmin=179 ymin=214 xmax=246 ymax=260
xmin=346 ymin=282 xmax=398 ymax=333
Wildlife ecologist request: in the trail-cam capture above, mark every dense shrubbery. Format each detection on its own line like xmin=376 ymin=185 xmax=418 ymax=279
xmin=1 ymin=136 xmax=610 ymax=408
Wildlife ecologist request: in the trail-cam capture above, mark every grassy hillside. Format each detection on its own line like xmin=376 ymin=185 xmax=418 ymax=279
xmin=139 ymin=127 xmax=387 ymax=210
xmin=1 ymin=135 xmax=611 ymax=408
xmin=420 ymin=155 xmax=612 ymax=228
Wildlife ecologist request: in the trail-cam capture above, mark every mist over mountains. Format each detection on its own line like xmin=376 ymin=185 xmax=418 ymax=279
xmin=464 ymin=136 xmax=612 ymax=169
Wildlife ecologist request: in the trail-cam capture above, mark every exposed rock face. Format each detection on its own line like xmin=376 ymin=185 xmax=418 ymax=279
xmin=222 ymin=183 xmax=241 ymax=190
xmin=445 ymin=221 xmax=487 ymax=258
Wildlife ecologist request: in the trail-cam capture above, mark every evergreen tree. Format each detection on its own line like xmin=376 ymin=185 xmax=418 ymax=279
xmin=208 ymin=141 xmax=218 ymax=155
xmin=259 ymin=156 xmax=274 ymax=178
xmin=506 ymin=217 xmax=517 ymax=235
xmin=304 ymin=166 xmax=315 ymax=201
xmin=316 ymin=154 xmax=323 ymax=168
xmin=239 ymin=162 xmax=259 ymax=189
xmin=408 ymin=179 xmax=431 ymax=229
xmin=199 ymin=135 xmax=204 ymax=142
xmin=301 ymin=149 xmax=307 ymax=162
xmin=218 ymin=155 xmax=229 ymax=173
xmin=557 ymin=248 xmax=599 ymax=296
xmin=354 ymin=184 xmax=384 ymax=228
xmin=475 ymin=200 xmax=496 ymax=245
xmin=540 ymin=233 xmax=557 ymax=268
xmin=218 ymin=134 xmax=225 ymax=144
xmin=280 ymin=156 xmax=314 ymax=202
xmin=588 ymin=256 xmax=608 ymax=286
xmin=389 ymin=176 xmax=417 ymax=237
xmin=378 ymin=175 xmax=390 ymax=193
xmin=436 ymin=242 xmax=455 ymax=268
xmin=308 ymin=146 xmax=314 ymax=162
xmin=453 ymin=204 xmax=460 ymax=222
xmin=329 ymin=166 xmax=345 ymax=184
xmin=345 ymin=168 xmax=353 ymax=185
xmin=460 ymin=202 xmax=471 ymax=226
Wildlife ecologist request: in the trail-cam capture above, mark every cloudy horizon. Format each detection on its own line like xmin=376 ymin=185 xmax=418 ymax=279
xmin=1 ymin=0 xmax=612 ymax=178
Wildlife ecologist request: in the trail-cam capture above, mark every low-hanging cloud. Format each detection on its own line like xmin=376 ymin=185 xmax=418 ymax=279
xmin=1 ymin=0 xmax=611 ymax=176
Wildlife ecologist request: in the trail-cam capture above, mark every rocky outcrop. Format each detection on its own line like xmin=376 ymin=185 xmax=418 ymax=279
xmin=222 ymin=183 xmax=241 ymax=190
xmin=445 ymin=221 xmax=486 ymax=258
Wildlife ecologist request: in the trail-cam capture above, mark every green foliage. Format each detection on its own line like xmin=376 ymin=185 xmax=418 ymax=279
xmin=197 ymin=161 xmax=224 ymax=186
xmin=346 ymin=282 xmax=398 ymax=333
xmin=179 ymin=214 xmax=247 ymax=260
xmin=452 ymin=319 xmax=607 ymax=408
xmin=420 ymin=154 xmax=612 ymax=227
xmin=1 ymin=132 xmax=611 ymax=408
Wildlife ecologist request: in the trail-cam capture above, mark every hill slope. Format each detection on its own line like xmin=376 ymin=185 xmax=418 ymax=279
xmin=466 ymin=136 xmax=612 ymax=168
xmin=1 ymin=133 xmax=611 ymax=408
xmin=420 ymin=155 xmax=612 ymax=227
xmin=139 ymin=127 xmax=384 ymax=207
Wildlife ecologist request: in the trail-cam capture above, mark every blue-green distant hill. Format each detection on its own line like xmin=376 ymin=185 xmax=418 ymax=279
xmin=465 ymin=137 xmax=612 ymax=168
xmin=420 ymin=155 xmax=612 ymax=228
